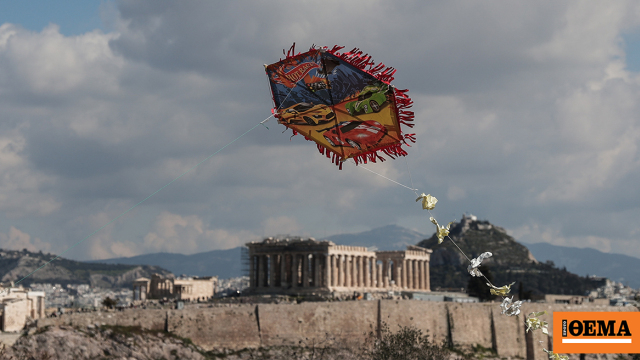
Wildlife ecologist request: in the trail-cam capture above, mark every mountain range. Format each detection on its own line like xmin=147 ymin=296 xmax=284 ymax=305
xmin=525 ymin=242 xmax=640 ymax=288
xmin=89 ymin=247 xmax=244 ymax=279
xmin=89 ymin=222 xmax=640 ymax=290
xmin=0 ymin=248 xmax=172 ymax=289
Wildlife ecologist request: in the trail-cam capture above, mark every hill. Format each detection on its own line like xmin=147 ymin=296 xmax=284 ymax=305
xmin=526 ymin=242 xmax=640 ymax=289
xmin=416 ymin=215 xmax=605 ymax=296
xmin=89 ymin=247 xmax=244 ymax=279
xmin=0 ymin=249 xmax=172 ymax=289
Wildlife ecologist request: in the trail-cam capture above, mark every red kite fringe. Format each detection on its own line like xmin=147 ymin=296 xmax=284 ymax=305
xmin=326 ymin=46 xmax=397 ymax=84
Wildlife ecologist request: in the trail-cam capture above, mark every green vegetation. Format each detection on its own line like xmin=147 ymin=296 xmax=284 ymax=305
xmin=361 ymin=323 xmax=452 ymax=360
xmin=101 ymin=297 xmax=118 ymax=309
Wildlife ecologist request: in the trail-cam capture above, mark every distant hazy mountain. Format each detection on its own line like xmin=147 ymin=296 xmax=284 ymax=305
xmin=90 ymin=247 xmax=244 ymax=279
xmin=525 ymin=242 xmax=640 ymax=289
xmin=0 ymin=248 xmax=172 ymax=289
xmin=326 ymin=224 xmax=426 ymax=251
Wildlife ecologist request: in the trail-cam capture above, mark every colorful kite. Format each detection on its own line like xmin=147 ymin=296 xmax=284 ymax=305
xmin=265 ymin=45 xmax=415 ymax=169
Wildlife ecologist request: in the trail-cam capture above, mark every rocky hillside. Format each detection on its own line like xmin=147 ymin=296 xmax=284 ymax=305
xmin=417 ymin=215 xmax=605 ymax=296
xmin=3 ymin=325 xmax=206 ymax=360
xmin=0 ymin=249 xmax=173 ymax=289
xmin=4 ymin=325 xmax=360 ymax=360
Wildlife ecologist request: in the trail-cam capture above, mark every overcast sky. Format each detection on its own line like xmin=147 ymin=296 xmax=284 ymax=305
xmin=1 ymin=1 xmax=640 ymax=262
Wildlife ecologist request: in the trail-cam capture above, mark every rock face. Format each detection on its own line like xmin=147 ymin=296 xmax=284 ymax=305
xmin=420 ymin=214 xmax=538 ymax=268
xmin=417 ymin=215 xmax=604 ymax=295
xmin=4 ymin=325 xmax=206 ymax=360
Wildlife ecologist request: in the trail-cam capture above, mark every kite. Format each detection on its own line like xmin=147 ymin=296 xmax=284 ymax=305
xmin=265 ymin=44 xmax=416 ymax=169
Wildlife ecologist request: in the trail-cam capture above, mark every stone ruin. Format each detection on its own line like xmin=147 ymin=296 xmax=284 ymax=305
xmin=245 ymin=237 xmax=432 ymax=295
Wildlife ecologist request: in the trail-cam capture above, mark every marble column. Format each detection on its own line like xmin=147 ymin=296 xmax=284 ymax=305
xmin=413 ymin=260 xmax=419 ymax=290
xmin=352 ymin=256 xmax=357 ymax=287
xmin=415 ymin=260 xmax=420 ymax=289
xmin=402 ymin=260 xmax=407 ymax=289
xmin=332 ymin=255 xmax=338 ymax=287
xmin=358 ymin=256 xmax=364 ymax=287
xmin=345 ymin=255 xmax=351 ymax=288
xmin=415 ymin=260 xmax=420 ymax=290
xmin=371 ymin=259 xmax=377 ymax=288
xmin=420 ymin=261 xmax=426 ymax=290
xmin=326 ymin=254 xmax=332 ymax=288
xmin=365 ymin=257 xmax=371 ymax=288
xmin=336 ymin=255 xmax=344 ymax=287
xmin=393 ymin=259 xmax=401 ymax=286
xmin=407 ymin=260 xmax=413 ymax=290
xmin=425 ymin=261 xmax=430 ymax=291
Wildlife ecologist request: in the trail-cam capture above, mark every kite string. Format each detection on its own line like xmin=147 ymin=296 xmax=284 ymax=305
xmin=352 ymin=157 xmax=497 ymax=288
xmin=351 ymin=160 xmax=418 ymax=192
xmin=404 ymin=156 xmax=419 ymax=198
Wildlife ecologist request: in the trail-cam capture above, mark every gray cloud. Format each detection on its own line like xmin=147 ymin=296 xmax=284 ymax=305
xmin=1 ymin=2 xmax=640 ymax=263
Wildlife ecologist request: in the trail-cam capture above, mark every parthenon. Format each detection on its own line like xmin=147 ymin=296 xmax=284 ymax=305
xmin=246 ymin=237 xmax=432 ymax=295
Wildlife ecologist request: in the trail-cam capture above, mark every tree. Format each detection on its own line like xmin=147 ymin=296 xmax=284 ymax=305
xmin=102 ymin=297 xmax=117 ymax=309
xmin=467 ymin=265 xmax=496 ymax=301
xmin=518 ymin=282 xmax=532 ymax=300
xmin=361 ymin=322 xmax=451 ymax=360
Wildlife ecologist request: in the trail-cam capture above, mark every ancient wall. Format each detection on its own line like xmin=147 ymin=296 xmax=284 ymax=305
xmin=167 ymin=305 xmax=259 ymax=351
xmin=258 ymin=301 xmax=377 ymax=348
xmin=34 ymin=301 xmax=637 ymax=359
xmin=37 ymin=309 xmax=166 ymax=330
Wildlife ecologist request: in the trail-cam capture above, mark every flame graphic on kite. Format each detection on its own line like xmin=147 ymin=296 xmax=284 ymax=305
xmin=265 ymin=45 xmax=416 ymax=169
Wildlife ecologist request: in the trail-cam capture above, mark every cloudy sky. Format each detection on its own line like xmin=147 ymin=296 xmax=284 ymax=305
xmin=1 ymin=1 xmax=640 ymax=262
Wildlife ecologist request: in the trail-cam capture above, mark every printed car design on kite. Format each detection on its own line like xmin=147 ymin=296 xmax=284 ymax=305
xmin=345 ymin=83 xmax=390 ymax=115
xmin=278 ymin=102 xmax=336 ymax=126
xmin=321 ymin=120 xmax=386 ymax=150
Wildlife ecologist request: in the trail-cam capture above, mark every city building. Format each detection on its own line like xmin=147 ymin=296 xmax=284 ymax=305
xmin=245 ymin=237 xmax=432 ymax=295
